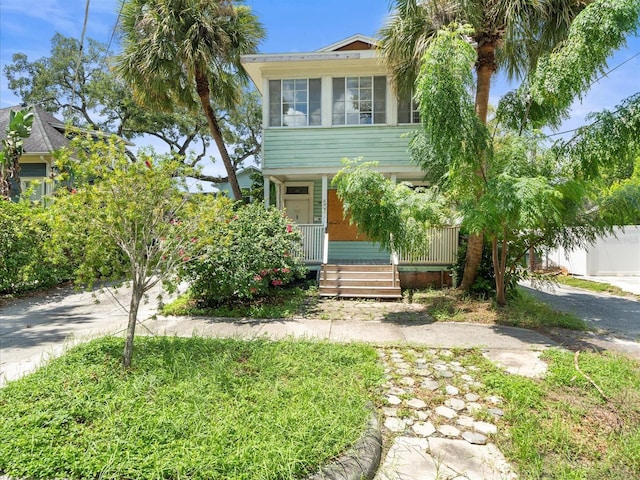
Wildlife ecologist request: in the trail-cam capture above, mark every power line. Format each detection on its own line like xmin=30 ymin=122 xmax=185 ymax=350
xmin=69 ymin=0 xmax=91 ymax=120
xmin=105 ymin=1 xmax=125 ymax=58
xmin=545 ymin=50 xmax=640 ymax=139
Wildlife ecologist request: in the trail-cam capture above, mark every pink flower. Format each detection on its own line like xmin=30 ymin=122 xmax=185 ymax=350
xmin=250 ymin=287 xmax=257 ymax=293
xmin=286 ymin=224 xmax=293 ymax=233
xmin=254 ymin=275 xmax=262 ymax=281
xmin=282 ymin=268 xmax=290 ymax=273
xmin=260 ymin=270 xmax=268 ymax=276
xmin=271 ymin=279 xmax=283 ymax=286
xmin=182 ymin=256 xmax=190 ymax=262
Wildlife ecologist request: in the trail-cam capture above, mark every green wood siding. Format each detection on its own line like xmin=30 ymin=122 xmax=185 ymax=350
xmin=328 ymin=241 xmax=390 ymax=262
xmin=264 ymin=126 xmax=417 ymax=169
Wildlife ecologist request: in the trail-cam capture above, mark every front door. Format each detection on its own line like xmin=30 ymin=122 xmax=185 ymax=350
xmin=283 ymin=182 xmax=313 ymax=224
xmin=284 ymin=199 xmax=311 ymax=223
xmin=327 ymin=189 xmax=368 ymax=241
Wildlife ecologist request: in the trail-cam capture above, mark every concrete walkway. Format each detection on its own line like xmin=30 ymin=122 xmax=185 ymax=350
xmin=0 ymin=283 xmax=637 ymax=480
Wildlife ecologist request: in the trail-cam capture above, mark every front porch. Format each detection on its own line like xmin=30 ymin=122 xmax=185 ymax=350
xmin=266 ymin=174 xmax=459 ymax=291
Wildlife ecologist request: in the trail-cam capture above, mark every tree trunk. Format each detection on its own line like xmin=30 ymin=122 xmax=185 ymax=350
xmin=460 ymin=232 xmax=483 ymax=291
xmin=459 ymin=39 xmax=498 ymax=290
xmin=122 ymin=284 xmax=143 ymax=369
xmin=492 ymin=236 xmax=507 ymax=306
xmin=195 ymin=72 xmax=242 ymax=201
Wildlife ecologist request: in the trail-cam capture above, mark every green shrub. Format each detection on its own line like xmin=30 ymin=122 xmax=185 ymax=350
xmin=182 ymin=203 xmax=307 ymax=307
xmin=0 ymin=200 xmax=73 ymax=294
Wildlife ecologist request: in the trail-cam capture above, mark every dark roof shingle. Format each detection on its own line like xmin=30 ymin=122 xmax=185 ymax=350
xmin=0 ymin=104 xmax=70 ymax=154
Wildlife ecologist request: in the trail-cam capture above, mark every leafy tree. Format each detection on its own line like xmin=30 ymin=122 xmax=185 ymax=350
xmin=0 ymin=107 xmax=34 ymax=199
xmin=52 ymin=134 xmax=231 ymax=368
xmin=115 ymin=0 xmax=265 ymax=200
xmin=4 ymin=33 xmax=263 ymax=187
xmin=379 ymin=0 xmax=589 ymax=290
xmin=332 ymin=159 xmax=449 ymax=254
xmin=339 ymin=0 xmax=640 ymax=305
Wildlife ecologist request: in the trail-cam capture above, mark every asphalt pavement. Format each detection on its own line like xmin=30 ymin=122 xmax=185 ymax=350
xmin=520 ymin=279 xmax=640 ymax=340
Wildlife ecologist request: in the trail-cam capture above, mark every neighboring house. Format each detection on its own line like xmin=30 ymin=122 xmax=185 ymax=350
xmin=0 ymin=104 xmax=132 ymax=201
xmin=241 ymin=34 xmax=459 ymax=296
xmin=217 ymin=165 xmax=261 ymax=202
xmin=0 ymin=104 xmax=69 ymax=201
xmin=547 ymin=226 xmax=640 ymax=276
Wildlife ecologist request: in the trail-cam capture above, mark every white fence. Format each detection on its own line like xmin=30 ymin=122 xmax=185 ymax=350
xmin=547 ymin=225 xmax=640 ymax=276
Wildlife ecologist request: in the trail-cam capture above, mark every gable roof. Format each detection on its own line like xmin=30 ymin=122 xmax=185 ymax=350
xmin=241 ymin=34 xmax=381 ymax=94
xmin=0 ymin=104 xmax=133 ymax=155
xmin=315 ymin=34 xmax=377 ymax=52
xmin=0 ymin=104 xmax=70 ymax=155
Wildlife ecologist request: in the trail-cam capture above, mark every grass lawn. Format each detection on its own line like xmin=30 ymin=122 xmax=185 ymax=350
xmin=411 ymin=287 xmax=589 ymax=331
xmin=0 ymin=336 xmax=383 ymax=480
xmin=161 ymin=286 xmax=309 ymax=319
xmin=483 ymin=348 xmax=640 ymax=478
xmin=555 ymin=275 xmax=640 ymax=300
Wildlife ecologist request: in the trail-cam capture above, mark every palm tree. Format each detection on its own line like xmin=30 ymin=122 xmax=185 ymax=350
xmin=116 ymin=0 xmax=265 ymax=200
xmin=379 ymin=0 xmax=589 ymax=290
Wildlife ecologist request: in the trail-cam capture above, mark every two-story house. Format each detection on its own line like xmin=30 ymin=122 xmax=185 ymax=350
xmin=241 ymin=35 xmax=458 ymax=297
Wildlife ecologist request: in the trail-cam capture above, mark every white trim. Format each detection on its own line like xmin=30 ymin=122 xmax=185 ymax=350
xmin=321 ymin=76 xmax=332 ymax=127
xmin=316 ymin=34 xmax=378 ymax=52
xmin=263 ymin=176 xmax=270 ymax=209
xmin=20 ymin=177 xmax=48 ymax=200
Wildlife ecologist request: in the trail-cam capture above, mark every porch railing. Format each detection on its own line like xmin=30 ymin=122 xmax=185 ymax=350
xmin=294 ymin=224 xmax=324 ymax=263
xmin=294 ymin=224 xmax=459 ymax=265
xmin=397 ymin=226 xmax=460 ymax=265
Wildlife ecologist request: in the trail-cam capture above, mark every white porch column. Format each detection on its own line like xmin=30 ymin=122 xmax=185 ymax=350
xmin=390 ymin=175 xmax=398 ymax=263
xmin=322 ymin=175 xmax=329 ymax=264
xmin=263 ymin=176 xmax=270 ymax=209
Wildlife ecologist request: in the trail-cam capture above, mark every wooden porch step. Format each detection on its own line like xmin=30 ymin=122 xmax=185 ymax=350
xmin=319 ymin=264 xmax=402 ymax=299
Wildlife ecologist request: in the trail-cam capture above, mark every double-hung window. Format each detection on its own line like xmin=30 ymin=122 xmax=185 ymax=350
xmin=268 ymin=78 xmax=321 ymax=127
xmin=332 ymin=76 xmax=386 ymax=125
xmin=397 ymin=91 xmax=421 ymax=124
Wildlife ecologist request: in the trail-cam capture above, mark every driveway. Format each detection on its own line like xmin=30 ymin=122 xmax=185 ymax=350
xmin=0 ymin=283 xmax=165 ymax=385
xmin=521 ymin=280 xmax=640 ymax=340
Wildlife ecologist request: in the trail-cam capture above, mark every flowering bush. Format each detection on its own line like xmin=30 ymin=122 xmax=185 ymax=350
xmin=182 ymin=203 xmax=306 ymax=306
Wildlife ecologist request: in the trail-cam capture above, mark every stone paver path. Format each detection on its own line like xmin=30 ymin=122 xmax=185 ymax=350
xmin=375 ymin=348 xmax=518 ymax=480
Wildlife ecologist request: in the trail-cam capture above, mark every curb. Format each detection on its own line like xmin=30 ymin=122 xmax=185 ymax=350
xmin=306 ymin=407 xmax=382 ymax=480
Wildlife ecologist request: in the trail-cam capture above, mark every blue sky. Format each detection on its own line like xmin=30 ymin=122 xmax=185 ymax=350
xmin=1 ymin=0 xmax=639 ymax=146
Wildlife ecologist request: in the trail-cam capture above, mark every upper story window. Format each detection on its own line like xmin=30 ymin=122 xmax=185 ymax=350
xmin=397 ymin=91 xmax=421 ymax=124
xmin=332 ymin=76 xmax=386 ymax=125
xmin=268 ymin=79 xmax=321 ymax=127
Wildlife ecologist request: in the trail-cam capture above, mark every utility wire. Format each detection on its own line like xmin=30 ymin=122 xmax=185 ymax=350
xmin=69 ymin=0 xmax=92 ymax=120
xmin=546 ymin=50 xmax=640 ymax=138
xmin=100 ymin=0 xmax=125 ymax=68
